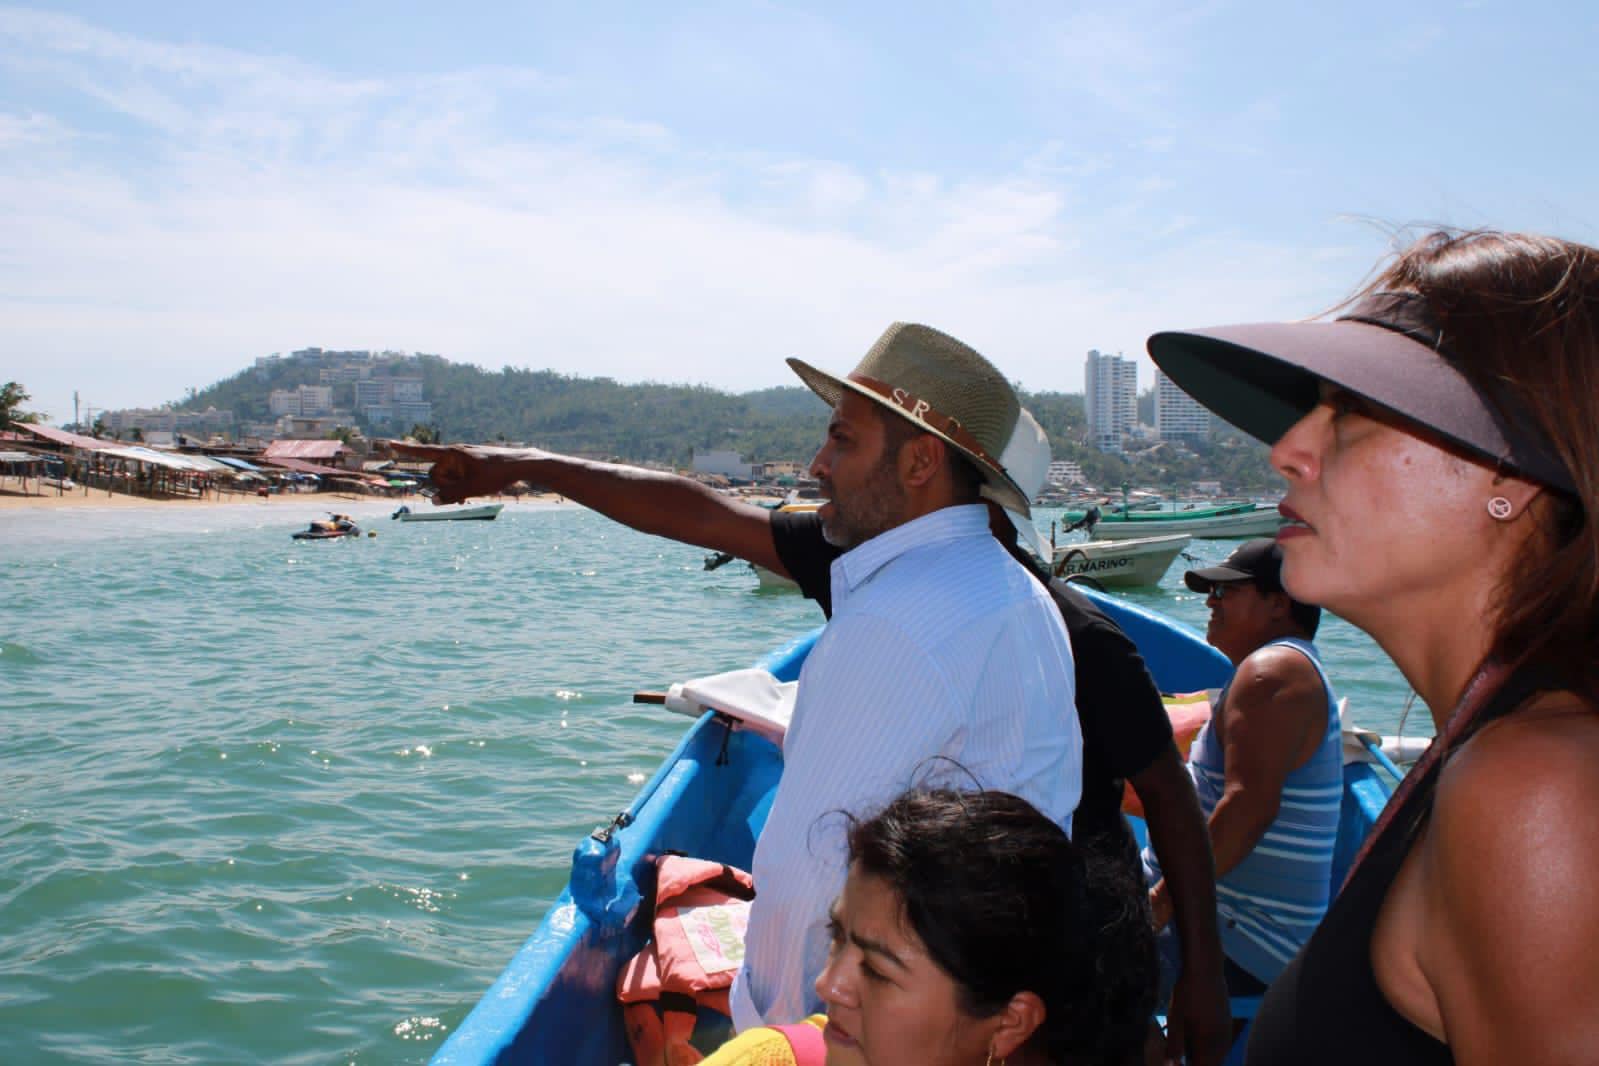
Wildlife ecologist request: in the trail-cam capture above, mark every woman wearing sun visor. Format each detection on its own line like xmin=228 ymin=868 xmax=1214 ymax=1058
xmin=1147 ymin=229 xmax=1599 ymax=1066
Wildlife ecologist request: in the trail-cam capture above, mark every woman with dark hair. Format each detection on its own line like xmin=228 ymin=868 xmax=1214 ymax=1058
xmin=704 ymin=788 xmax=1155 ymax=1066
xmin=1147 ymin=229 xmax=1599 ymax=1064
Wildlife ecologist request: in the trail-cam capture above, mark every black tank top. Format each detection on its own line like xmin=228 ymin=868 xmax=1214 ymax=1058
xmin=1244 ymin=669 xmax=1559 ymax=1065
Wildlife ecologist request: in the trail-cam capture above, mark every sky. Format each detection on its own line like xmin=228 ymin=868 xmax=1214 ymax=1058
xmin=3 ymin=1 xmax=1597 ymax=423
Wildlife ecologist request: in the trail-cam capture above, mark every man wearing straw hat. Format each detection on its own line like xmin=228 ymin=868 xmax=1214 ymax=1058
xmin=395 ymin=323 xmax=1082 ymax=1027
xmin=731 ymin=322 xmax=1082 ymax=1027
xmin=768 ymin=403 xmax=1232 ymax=1063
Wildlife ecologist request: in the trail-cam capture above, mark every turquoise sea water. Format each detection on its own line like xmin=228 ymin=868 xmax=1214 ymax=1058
xmin=1 ymin=500 xmax=1412 ymax=1064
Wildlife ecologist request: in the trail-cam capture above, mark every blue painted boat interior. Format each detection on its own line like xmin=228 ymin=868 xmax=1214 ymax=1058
xmin=432 ymin=591 xmax=1393 ymax=1065
xmin=430 ymin=628 xmax=818 ymax=1065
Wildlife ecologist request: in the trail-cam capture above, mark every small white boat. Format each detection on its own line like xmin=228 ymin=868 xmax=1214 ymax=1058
xmin=1085 ymin=505 xmax=1283 ymax=541
xmin=743 ymin=500 xmax=818 ymax=590
xmin=391 ymin=503 xmax=504 ymax=523
xmin=1050 ymin=533 xmax=1191 ymax=587
xmin=751 ymin=564 xmax=800 ymax=590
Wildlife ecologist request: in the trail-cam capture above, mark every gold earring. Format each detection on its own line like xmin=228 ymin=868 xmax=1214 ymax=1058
xmin=986 ymin=1052 xmax=1006 ymax=1066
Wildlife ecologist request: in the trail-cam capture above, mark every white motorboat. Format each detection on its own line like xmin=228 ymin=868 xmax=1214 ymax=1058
xmin=1050 ymin=533 xmax=1192 ymax=587
xmin=391 ymin=503 xmax=504 ymax=522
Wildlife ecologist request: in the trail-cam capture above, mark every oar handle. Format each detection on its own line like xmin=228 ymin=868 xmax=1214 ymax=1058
xmin=633 ymin=690 xmax=667 ymax=704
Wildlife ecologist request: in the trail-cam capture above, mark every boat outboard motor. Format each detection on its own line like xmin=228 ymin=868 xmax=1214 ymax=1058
xmin=1063 ymin=504 xmax=1101 ymax=536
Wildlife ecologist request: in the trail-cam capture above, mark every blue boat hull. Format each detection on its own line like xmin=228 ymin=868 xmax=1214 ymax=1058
xmin=431 ymin=589 xmax=1392 ymax=1065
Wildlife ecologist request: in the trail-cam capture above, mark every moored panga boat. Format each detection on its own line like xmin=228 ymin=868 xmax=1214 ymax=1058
xmin=1050 ymin=533 xmax=1191 ymax=587
xmin=1063 ymin=500 xmax=1256 ymax=524
xmin=428 ymin=588 xmax=1396 ymax=1065
xmin=1084 ymin=503 xmax=1284 ymax=540
xmin=392 ymin=503 xmax=505 ymax=522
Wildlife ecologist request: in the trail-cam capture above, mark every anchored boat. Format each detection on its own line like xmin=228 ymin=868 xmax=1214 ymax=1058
xmin=392 ymin=503 xmax=504 ymax=522
xmin=1050 ymin=533 xmax=1191 ymax=587
xmin=1063 ymin=501 xmax=1256 ymax=525
xmin=427 ymin=587 xmax=1398 ymax=1065
xmin=1081 ymin=504 xmax=1284 ymax=541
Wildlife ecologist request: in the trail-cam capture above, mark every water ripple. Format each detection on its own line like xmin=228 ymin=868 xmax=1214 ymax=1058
xmin=0 ymin=501 xmax=1409 ymax=1063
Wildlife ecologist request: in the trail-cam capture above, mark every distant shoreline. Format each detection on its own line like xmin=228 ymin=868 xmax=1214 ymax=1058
xmin=0 ymin=482 xmax=580 ymax=513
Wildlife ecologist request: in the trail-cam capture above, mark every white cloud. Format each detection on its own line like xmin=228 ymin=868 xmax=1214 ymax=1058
xmin=0 ymin=109 xmax=67 ymax=146
xmin=0 ymin=7 xmax=1381 ymax=420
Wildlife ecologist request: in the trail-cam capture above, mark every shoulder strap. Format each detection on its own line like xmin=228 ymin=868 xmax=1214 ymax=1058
xmin=1457 ymin=664 xmax=1565 ymax=740
xmin=1346 ymin=662 xmax=1566 ymax=888
xmin=770 ymin=1020 xmax=827 ymax=1065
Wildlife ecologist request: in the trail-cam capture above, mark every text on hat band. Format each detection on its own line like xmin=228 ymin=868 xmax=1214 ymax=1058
xmin=846 ymin=372 xmax=1003 ymax=472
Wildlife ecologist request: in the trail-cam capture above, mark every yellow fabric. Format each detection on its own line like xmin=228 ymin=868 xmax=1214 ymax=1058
xmin=700 ymin=1015 xmax=827 ymax=1066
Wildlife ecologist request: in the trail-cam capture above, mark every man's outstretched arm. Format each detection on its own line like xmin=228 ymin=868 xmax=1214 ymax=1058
xmin=389 ymin=442 xmax=791 ymax=576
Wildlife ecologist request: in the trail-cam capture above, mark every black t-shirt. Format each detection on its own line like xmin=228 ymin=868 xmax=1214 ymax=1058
xmin=768 ymin=509 xmax=1173 ymax=843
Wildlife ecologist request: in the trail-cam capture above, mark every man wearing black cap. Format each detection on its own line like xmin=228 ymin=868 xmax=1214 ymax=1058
xmin=1145 ymin=537 xmax=1344 ymax=999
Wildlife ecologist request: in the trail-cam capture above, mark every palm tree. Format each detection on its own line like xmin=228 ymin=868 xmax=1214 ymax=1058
xmin=1 ymin=381 xmax=41 ymax=430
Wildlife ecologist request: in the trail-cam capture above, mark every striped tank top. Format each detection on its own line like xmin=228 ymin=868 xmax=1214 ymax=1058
xmin=1155 ymin=637 xmax=1342 ymax=984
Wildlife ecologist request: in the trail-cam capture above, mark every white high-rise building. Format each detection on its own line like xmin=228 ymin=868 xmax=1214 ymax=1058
xmin=1154 ymin=368 xmax=1212 ymax=442
xmin=1084 ymin=349 xmax=1137 ymax=454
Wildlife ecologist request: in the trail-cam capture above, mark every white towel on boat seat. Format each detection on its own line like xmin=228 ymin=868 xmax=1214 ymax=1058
xmin=664 ymin=669 xmax=797 ymax=747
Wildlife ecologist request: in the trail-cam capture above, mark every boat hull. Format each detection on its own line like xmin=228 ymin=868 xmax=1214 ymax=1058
xmin=750 ymin=564 xmax=799 ymax=590
xmin=1088 ymin=507 xmax=1284 ymax=540
xmin=1051 ymin=534 xmax=1190 ymax=587
xmin=395 ymin=504 xmax=504 ymax=522
xmin=1064 ymin=501 xmax=1255 ymax=524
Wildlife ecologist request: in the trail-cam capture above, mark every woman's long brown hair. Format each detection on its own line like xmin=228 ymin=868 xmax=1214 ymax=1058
xmin=1356 ymin=230 xmax=1599 ymax=697
xmin=1345 ymin=230 xmax=1599 ymax=880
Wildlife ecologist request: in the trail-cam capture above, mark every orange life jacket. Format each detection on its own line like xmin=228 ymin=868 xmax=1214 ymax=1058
xmin=1123 ymin=690 xmax=1214 ymax=818
xmin=617 ymin=855 xmax=756 ymax=1066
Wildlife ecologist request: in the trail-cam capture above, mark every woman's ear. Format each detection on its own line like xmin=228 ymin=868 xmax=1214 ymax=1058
xmin=1489 ymin=473 xmax=1544 ymax=522
xmin=989 ymin=990 xmax=1046 ymax=1059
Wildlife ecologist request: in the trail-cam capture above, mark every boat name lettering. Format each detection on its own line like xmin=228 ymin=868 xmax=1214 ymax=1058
xmin=1068 ymin=557 xmax=1133 ymax=573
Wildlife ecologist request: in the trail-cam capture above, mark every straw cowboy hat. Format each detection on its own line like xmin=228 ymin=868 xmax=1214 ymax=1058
xmin=788 ymin=322 xmax=1032 ymax=514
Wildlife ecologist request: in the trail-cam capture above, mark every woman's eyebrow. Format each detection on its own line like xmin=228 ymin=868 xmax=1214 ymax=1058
xmin=829 ymin=903 xmax=910 ymax=970
xmin=848 ymin=930 xmax=908 ymax=971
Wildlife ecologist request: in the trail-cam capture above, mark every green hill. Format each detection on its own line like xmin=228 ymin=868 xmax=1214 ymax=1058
xmin=177 ymin=350 xmax=1280 ymax=491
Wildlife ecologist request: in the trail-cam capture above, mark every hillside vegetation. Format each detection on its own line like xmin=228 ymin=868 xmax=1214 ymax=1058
xmin=178 ymin=352 xmax=1282 ymax=492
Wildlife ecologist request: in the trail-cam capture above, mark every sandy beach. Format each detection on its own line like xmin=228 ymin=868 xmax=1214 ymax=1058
xmin=0 ymin=479 xmax=577 ymax=512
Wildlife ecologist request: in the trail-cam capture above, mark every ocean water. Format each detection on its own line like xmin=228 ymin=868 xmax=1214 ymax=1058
xmin=0 ymin=500 xmax=1412 ymax=1064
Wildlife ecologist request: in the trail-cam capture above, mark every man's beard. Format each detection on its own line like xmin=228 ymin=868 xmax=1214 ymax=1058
xmin=820 ymin=452 xmax=907 ymax=549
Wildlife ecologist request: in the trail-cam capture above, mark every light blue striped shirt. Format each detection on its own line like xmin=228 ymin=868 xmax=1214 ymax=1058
xmin=730 ymin=504 xmax=1082 ymax=1028
xmin=1146 ymin=636 xmax=1342 ymax=984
